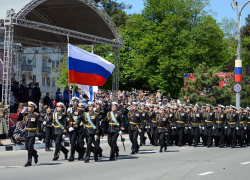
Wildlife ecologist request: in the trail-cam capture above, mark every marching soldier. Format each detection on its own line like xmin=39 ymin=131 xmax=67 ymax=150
xmin=176 ymin=105 xmax=188 ymax=147
xmin=105 ymin=102 xmax=124 ymax=160
xmin=190 ymin=104 xmax=202 ymax=147
xmin=139 ymin=103 xmax=149 ymax=146
xmin=157 ymin=106 xmax=169 ymax=152
xmin=95 ymin=100 xmax=105 ymax=157
xmin=83 ymin=102 xmax=99 ymax=163
xmin=237 ymin=107 xmax=246 ymax=147
xmin=149 ymin=105 xmax=159 ymax=146
xmin=43 ymin=106 xmax=53 ymax=151
xmin=127 ymin=102 xmax=142 ymax=154
xmin=147 ymin=104 xmax=155 ymax=145
xmin=18 ymin=101 xmax=41 ymax=167
xmin=185 ymin=106 xmax=192 ymax=146
xmin=226 ymin=105 xmax=238 ymax=148
xmin=204 ymin=104 xmax=215 ymax=148
xmin=67 ymin=97 xmax=81 ymax=162
xmin=245 ymin=107 xmax=250 ymax=146
xmin=165 ymin=105 xmax=173 ymax=146
xmin=172 ymin=106 xmax=178 ymax=146
xmin=76 ymin=103 xmax=87 ymax=160
xmin=52 ymin=102 xmax=69 ymax=161
xmin=215 ymin=105 xmax=226 ymax=148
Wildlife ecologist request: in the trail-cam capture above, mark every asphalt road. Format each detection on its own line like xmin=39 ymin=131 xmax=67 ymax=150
xmin=0 ymin=141 xmax=250 ymax=180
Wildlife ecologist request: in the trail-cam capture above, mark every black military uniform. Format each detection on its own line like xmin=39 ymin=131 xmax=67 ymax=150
xmin=245 ymin=111 xmax=250 ymax=145
xmin=148 ymin=110 xmax=158 ymax=146
xmin=95 ymin=109 xmax=105 ymax=157
xmin=139 ymin=108 xmax=149 ymax=146
xmin=105 ymin=109 xmax=124 ymax=160
xmin=204 ymin=109 xmax=215 ymax=147
xmin=52 ymin=110 xmax=69 ymax=160
xmin=44 ymin=111 xmax=53 ymax=151
xmin=68 ymin=106 xmax=82 ymax=161
xmin=176 ymin=110 xmax=188 ymax=146
xmin=215 ymin=109 xmax=226 ymax=148
xmin=166 ymin=109 xmax=174 ymax=145
xmin=190 ymin=110 xmax=202 ymax=147
xmin=18 ymin=102 xmax=41 ymax=167
xmin=127 ymin=107 xmax=142 ymax=154
xmin=83 ymin=110 xmax=99 ymax=163
xmin=157 ymin=113 xmax=169 ymax=152
xmin=237 ymin=111 xmax=246 ymax=147
xmin=226 ymin=110 xmax=238 ymax=148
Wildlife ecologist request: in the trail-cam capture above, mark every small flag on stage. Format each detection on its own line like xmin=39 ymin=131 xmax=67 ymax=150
xmin=68 ymin=44 xmax=115 ymax=86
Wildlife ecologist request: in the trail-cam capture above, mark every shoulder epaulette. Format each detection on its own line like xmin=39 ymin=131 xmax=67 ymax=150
xmin=34 ymin=112 xmax=39 ymax=115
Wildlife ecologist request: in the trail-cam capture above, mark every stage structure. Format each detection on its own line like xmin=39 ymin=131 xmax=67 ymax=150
xmin=0 ymin=0 xmax=123 ymax=129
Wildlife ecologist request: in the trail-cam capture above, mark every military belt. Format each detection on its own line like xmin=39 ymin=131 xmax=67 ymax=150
xmin=54 ymin=125 xmax=61 ymax=128
xmin=129 ymin=122 xmax=140 ymax=125
xmin=228 ymin=122 xmax=236 ymax=125
xmin=205 ymin=120 xmax=213 ymax=123
xmin=71 ymin=122 xmax=77 ymax=124
xmin=240 ymin=121 xmax=246 ymax=124
xmin=157 ymin=126 xmax=167 ymax=129
xmin=83 ymin=124 xmax=93 ymax=128
xmin=143 ymin=120 xmax=147 ymax=122
xmin=191 ymin=123 xmax=200 ymax=125
xmin=216 ymin=121 xmax=224 ymax=124
xmin=26 ymin=127 xmax=36 ymax=130
xmin=109 ymin=123 xmax=117 ymax=125
xmin=177 ymin=121 xmax=185 ymax=124
xmin=247 ymin=122 xmax=250 ymax=124
xmin=151 ymin=120 xmax=157 ymax=123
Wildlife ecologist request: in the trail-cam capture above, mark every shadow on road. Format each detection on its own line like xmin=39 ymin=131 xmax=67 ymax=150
xmin=36 ymin=163 xmax=62 ymax=166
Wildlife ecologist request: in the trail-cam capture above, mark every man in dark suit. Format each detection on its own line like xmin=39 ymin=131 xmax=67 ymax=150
xmin=34 ymin=82 xmax=41 ymax=111
xmin=20 ymin=79 xmax=28 ymax=103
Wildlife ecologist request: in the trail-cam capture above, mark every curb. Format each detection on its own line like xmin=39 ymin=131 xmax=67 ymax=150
xmin=0 ymin=137 xmax=129 ymax=152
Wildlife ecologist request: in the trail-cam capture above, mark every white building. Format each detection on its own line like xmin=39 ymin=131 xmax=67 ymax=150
xmin=19 ymin=50 xmax=63 ymax=97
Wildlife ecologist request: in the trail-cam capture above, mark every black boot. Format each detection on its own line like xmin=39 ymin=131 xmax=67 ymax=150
xmin=52 ymin=156 xmax=59 ymax=161
xmin=65 ymin=152 xmax=68 ymax=160
xmin=164 ymin=146 xmax=167 ymax=151
xmin=34 ymin=154 xmax=38 ymax=164
xmin=68 ymin=156 xmax=74 ymax=162
xmin=45 ymin=146 xmax=49 ymax=151
xmin=24 ymin=162 xmax=32 ymax=167
xmin=84 ymin=159 xmax=89 ymax=163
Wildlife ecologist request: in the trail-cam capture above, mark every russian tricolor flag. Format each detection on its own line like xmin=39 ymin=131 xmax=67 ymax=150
xmin=68 ymin=44 xmax=115 ymax=86
xmin=235 ymin=60 xmax=242 ymax=82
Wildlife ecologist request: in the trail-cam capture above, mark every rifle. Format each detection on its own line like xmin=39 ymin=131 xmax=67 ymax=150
xmin=120 ymin=134 xmax=126 ymax=151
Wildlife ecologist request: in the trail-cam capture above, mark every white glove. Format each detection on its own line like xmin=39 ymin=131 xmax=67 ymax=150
xmin=148 ymin=126 xmax=150 ymax=129
xmin=52 ymin=123 xmax=55 ymax=126
xmin=189 ymin=127 xmax=191 ymax=129
xmin=43 ymin=121 xmax=46 ymax=125
xmin=67 ymin=108 xmax=72 ymax=113
xmin=185 ymin=127 xmax=188 ymax=129
xmin=202 ymin=127 xmax=204 ymax=130
xmin=236 ymin=127 xmax=239 ymax=130
xmin=67 ymin=118 xmax=69 ymax=121
xmin=244 ymin=127 xmax=247 ymax=130
xmin=138 ymin=129 xmax=142 ymax=133
xmin=99 ymin=121 xmax=102 ymax=126
xmin=69 ymin=127 xmax=74 ymax=132
xmin=212 ymin=126 xmax=215 ymax=130
xmin=174 ymin=126 xmax=176 ymax=129
xmin=225 ymin=126 xmax=228 ymax=129
xmin=119 ymin=131 xmax=122 ymax=136
xmin=95 ymin=135 xmax=97 ymax=140
xmin=62 ymin=135 xmax=65 ymax=140
xmin=35 ymin=137 xmax=39 ymax=141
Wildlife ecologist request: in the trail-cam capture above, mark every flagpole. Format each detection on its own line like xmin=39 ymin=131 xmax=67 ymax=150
xmin=67 ymin=36 xmax=71 ymax=128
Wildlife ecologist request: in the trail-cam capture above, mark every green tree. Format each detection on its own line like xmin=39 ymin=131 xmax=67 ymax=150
xmin=181 ymin=62 xmax=233 ymax=106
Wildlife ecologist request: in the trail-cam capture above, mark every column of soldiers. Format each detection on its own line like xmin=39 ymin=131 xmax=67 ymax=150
xmin=17 ymin=98 xmax=250 ymax=167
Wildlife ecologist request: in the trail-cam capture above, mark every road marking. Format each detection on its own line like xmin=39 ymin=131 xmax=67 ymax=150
xmin=241 ymin=162 xmax=250 ymax=165
xmin=0 ymin=166 xmax=22 ymax=168
xmin=198 ymin=171 xmax=214 ymax=176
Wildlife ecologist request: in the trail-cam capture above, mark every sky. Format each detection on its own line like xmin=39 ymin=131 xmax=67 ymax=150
xmin=117 ymin=0 xmax=250 ymax=26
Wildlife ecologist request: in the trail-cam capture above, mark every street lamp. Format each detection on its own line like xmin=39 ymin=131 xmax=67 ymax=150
xmin=231 ymin=0 xmax=250 ymax=108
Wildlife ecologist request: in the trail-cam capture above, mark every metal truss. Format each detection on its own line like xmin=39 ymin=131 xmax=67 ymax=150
xmin=78 ymin=0 xmax=123 ymax=45
xmin=31 ymin=8 xmax=66 ymax=43
xmin=112 ymin=48 xmax=120 ymax=102
xmin=13 ymin=0 xmax=123 ymax=45
xmin=12 ymin=18 xmax=122 ymax=48
xmin=22 ymin=46 xmax=67 ymax=54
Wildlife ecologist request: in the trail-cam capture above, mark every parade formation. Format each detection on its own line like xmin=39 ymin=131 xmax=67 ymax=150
xmin=14 ymin=95 xmax=250 ymax=167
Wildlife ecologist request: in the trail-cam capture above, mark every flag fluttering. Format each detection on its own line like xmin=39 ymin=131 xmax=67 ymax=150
xmin=68 ymin=44 xmax=115 ymax=86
